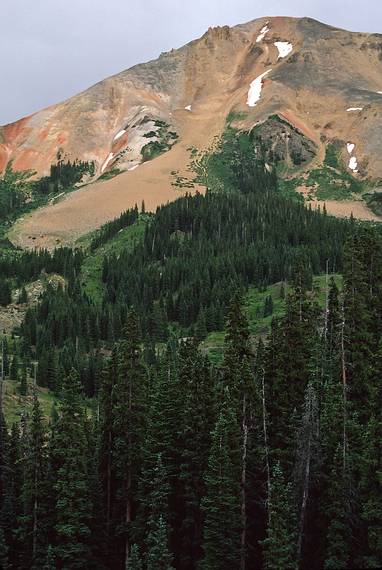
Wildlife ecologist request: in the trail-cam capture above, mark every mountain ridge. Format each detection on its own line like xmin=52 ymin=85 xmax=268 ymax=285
xmin=2 ymin=15 xmax=382 ymax=248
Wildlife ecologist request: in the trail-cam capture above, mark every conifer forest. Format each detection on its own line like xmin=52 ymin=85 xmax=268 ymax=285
xmin=0 ymin=129 xmax=381 ymax=569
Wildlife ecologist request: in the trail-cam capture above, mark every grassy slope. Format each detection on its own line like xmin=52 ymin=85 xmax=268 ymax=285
xmin=201 ymin=274 xmax=342 ymax=363
xmin=279 ymin=144 xmax=373 ymax=202
xmin=2 ymin=378 xmax=57 ymax=425
xmin=80 ymin=216 xmax=149 ymax=304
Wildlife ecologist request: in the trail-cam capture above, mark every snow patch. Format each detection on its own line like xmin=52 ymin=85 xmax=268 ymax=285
xmin=128 ymin=165 xmax=139 ymax=171
xmin=101 ymin=153 xmax=114 ymax=173
xmin=185 ymin=105 xmax=192 ymax=112
xmin=347 ymin=143 xmax=355 ymax=155
xmin=113 ymin=129 xmax=126 ymax=141
xmin=378 ymin=91 xmax=382 ymax=95
xmin=246 ymin=70 xmax=272 ymax=107
xmin=274 ymin=41 xmax=293 ymax=59
xmin=347 ymin=142 xmax=358 ymax=173
xmin=349 ymin=156 xmax=358 ymax=172
xmin=347 ymin=107 xmax=363 ymax=112
xmin=256 ymin=24 xmax=270 ymax=43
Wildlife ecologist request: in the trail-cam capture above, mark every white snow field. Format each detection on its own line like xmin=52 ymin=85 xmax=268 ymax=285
xmin=247 ymin=70 xmax=272 ymax=107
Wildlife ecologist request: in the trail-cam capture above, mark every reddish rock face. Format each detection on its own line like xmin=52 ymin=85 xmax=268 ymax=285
xmin=4 ymin=17 xmax=382 ymax=249
xmin=2 ymin=16 xmax=382 ymax=180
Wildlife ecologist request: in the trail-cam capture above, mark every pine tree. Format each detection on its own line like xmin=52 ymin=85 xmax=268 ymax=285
xmin=42 ymin=545 xmax=56 ymax=570
xmin=177 ymin=340 xmax=214 ymax=569
xmin=18 ymin=287 xmax=28 ymax=304
xmin=263 ymin=462 xmax=297 ymax=570
xmin=53 ymin=369 xmax=91 ymax=568
xmin=112 ymin=310 xmax=147 ymax=567
xmin=324 ymin=447 xmax=351 ymax=569
xmin=145 ymin=455 xmax=174 ymax=570
xmin=146 ymin=515 xmax=174 ymax=570
xmin=200 ymin=393 xmax=242 ymax=570
xmin=19 ymin=363 xmax=28 ymax=396
xmin=10 ymin=353 xmax=19 ymax=382
xmin=0 ymin=527 xmax=8 ymax=569
xmin=221 ymin=295 xmax=257 ymax=569
xmin=18 ymin=394 xmax=47 ymax=567
xmin=130 ymin=544 xmax=143 ymax=570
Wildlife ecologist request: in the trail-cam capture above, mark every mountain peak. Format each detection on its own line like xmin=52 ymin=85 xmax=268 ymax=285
xmin=2 ymin=16 xmax=382 ymax=248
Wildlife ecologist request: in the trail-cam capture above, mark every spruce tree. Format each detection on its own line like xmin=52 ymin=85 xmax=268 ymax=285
xmin=263 ymin=462 xmax=297 ymax=570
xmin=145 ymin=455 xmax=174 ymax=570
xmin=17 ymin=394 xmax=47 ymax=567
xmin=0 ymin=527 xmax=8 ymax=569
xmin=130 ymin=544 xmax=143 ymax=570
xmin=324 ymin=447 xmax=351 ymax=569
xmin=112 ymin=310 xmax=147 ymax=567
xmin=200 ymin=392 xmax=242 ymax=570
xmin=53 ymin=369 xmax=91 ymax=568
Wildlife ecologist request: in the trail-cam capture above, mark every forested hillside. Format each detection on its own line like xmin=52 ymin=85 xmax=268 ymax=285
xmin=0 ymin=128 xmax=381 ymax=569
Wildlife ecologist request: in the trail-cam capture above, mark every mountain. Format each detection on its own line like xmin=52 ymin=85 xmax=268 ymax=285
xmin=2 ymin=16 xmax=382 ymax=248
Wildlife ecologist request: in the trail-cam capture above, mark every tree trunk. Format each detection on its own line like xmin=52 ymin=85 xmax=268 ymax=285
xmin=240 ymin=394 xmax=248 ymax=570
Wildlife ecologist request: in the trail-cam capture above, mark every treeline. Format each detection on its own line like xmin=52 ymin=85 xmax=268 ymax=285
xmin=101 ymin=186 xmax=348 ymax=330
xmin=0 ymin=226 xmax=381 ymax=569
xmin=90 ymin=207 xmax=139 ymax=252
xmin=19 ymin=182 xmax=350 ymax=392
xmin=0 ymin=156 xmax=94 ymax=222
xmin=20 ymin=139 xmax=350 ymax=387
xmin=35 ymin=154 xmax=95 ymax=195
xmin=0 ymin=165 xmax=34 ymax=220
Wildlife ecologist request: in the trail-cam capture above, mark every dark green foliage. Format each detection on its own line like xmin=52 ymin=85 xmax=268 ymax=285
xmin=89 ymin=206 xmax=139 ymax=251
xmin=53 ymin=370 xmax=92 ymax=568
xmin=1 ymin=128 xmax=381 ymax=569
xmin=200 ymin=398 xmax=242 ymax=570
xmin=34 ymin=153 xmax=95 ymax=195
xmin=263 ymin=462 xmax=297 ymax=570
xmin=18 ymin=286 xmax=28 ymax=304
xmin=0 ymin=279 xmax=11 ymax=306
xmin=263 ymin=295 xmax=273 ymax=317
xmin=145 ymin=455 xmax=174 ymax=570
xmin=0 ymin=527 xmax=8 ymax=569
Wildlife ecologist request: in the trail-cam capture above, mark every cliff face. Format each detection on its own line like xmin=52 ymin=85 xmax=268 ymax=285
xmin=3 ymin=17 xmax=382 ymax=248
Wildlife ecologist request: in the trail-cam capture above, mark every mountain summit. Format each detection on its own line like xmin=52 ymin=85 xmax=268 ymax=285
xmin=2 ymin=16 xmax=382 ymax=247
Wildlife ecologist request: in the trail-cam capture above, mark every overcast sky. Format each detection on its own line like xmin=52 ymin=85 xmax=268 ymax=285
xmin=1 ymin=0 xmax=381 ymax=125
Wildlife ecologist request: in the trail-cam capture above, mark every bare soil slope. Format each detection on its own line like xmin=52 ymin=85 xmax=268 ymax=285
xmin=2 ymin=17 xmax=382 ymax=248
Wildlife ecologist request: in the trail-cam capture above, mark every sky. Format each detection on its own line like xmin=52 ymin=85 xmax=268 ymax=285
xmin=1 ymin=0 xmax=381 ymax=124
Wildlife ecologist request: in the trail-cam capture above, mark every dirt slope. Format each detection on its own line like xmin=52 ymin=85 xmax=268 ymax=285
xmin=2 ymin=17 xmax=382 ymax=248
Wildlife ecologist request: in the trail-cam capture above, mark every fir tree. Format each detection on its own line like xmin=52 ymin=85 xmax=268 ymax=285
xmin=200 ymin=393 xmax=242 ymax=570
xmin=42 ymin=545 xmax=56 ymax=570
xmin=145 ymin=455 xmax=174 ymax=570
xmin=0 ymin=527 xmax=8 ymax=569
xmin=263 ymin=462 xmax=297 ymax=570
xmin=130 ymin=544 xmax=143 ymax=570
xmin=112 ymin=310 xmax=147 ymax=567
xmin=53 ymin=369 xmax=91 ymax=568
xmin=18 ymin=394 xmax=47 ymax=567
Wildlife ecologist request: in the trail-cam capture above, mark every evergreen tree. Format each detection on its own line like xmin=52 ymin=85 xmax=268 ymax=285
xmin=177 ymin=340 xmax=213 ymax=569
xmin=112 ymin=310 xmax=147 ymax=568
xmin=145 ymin=455 xmax=174 ymax=570
xmin=18 ymin=286 xmax=28 ymax=304
xmin=10 ymin=353 xmax=19 ymax=382
xmin=0 ymin=527 xmax=8 ymax=570
xmin=263 ymin=462 xmax=297 ymax=570
xmin=18 ymin=394 xmax=47 ymax=567
xmin=130 ymin=544 xmax=143 ymax=570
xmin=200 ymin=392 xmax=242 ymax=570
xmin=42 ymin=545 xmax=56 ymax=570
xmin=53 ymin=369 xmax=91 ymax=568
xmin=19 ymin=363 xmax=28 ymax=396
